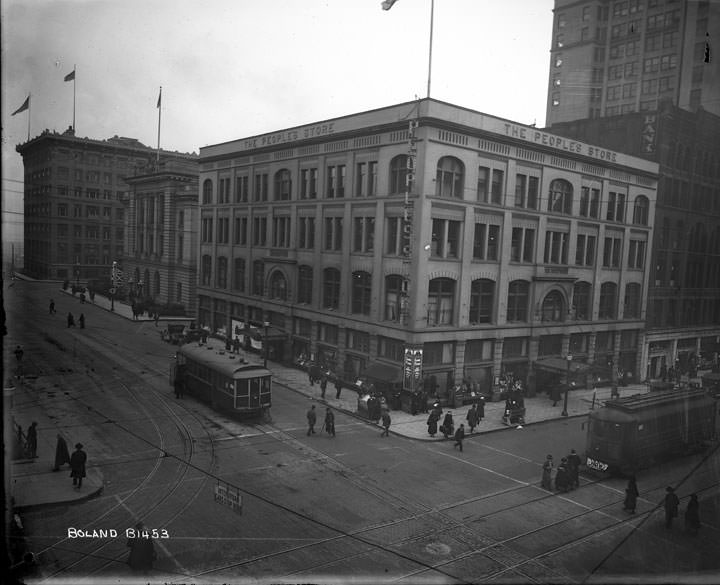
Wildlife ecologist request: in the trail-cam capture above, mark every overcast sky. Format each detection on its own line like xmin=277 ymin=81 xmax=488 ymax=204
xmin=2 ymin=0 xmax=553 ymax=217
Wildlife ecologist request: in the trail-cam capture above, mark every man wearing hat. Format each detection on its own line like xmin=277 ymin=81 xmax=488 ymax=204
xmin=70 ymin=443 xmax=87 ymax=489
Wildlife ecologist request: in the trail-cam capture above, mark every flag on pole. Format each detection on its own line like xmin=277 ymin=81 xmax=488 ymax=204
xmin=157 ymin=87 xmax=162 ymax=109
xmin=12 ymin=96 xmax=30 ymax=116
xmin=381 ymin=0 xmax=399 ymax=9
xmin=64 ymin=69 xmax=75 ymax=82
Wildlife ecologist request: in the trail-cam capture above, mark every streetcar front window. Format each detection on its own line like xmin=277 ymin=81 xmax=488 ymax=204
xmin=592 ymin=419 xmax=623 ymax=441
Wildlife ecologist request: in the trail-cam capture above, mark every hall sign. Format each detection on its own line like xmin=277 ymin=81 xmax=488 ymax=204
xmin=502 ymin=123 xmax=619 ymax=162
xmin=403 ymin=348 xmax=423 ymax=391
xmin=242 ymin=123 xmax=336 ymax=149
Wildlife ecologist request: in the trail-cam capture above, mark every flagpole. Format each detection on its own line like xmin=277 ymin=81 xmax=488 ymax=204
xmin=156 ymin=86 xmax=162 ymax=167
xmin=427 ymin=0 xmax=434 ymax=98
xmin=72 ymin=64 xmax=76 ymax=132
xmin=27 ymin=92 xmax=31 ymax=141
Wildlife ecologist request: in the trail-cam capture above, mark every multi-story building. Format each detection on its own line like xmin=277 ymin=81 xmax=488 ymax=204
xmin=550 ymin=102 xmax=720 ymax=379
xmin=123 ymin=156 xmax=199 ymax=312
xmin=546 ymin=0 xmax=719 ymax=125
xmin=15 ymin=126 xmax=194 ymax=282
xmin=197 ymin=99 xmax=658 ymax=404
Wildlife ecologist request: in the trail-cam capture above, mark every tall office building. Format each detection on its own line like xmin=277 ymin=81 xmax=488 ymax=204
xmin=198 ymin=99 xmax=657 ymax=405
xmin=15 ymin=127 xmax=195 ymax=283
xmin=546 ymin=0 xmax=720 ymax=126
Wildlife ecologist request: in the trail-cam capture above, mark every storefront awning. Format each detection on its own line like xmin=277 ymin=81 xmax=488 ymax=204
xmin=362 ymin=361 xmax=403 ymax=384
xmin=534 ymin=357 xmax=592 ymax=375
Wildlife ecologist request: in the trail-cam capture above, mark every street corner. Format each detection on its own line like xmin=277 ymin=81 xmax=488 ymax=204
xmin=12 ymin=465 xmax=105 ymax=511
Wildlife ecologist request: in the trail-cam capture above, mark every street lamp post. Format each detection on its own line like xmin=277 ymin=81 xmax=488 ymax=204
xmin=110 ymin=261 xmax=117 ymax=312
xmin=562 ymin=354 xmax=572 ymax=417
xmin=263 ymin=320 xmax=270 ymax=368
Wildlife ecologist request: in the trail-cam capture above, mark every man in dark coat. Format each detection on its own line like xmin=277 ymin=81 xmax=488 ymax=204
xmin=685 ymin=494 xmax=700 ymax=535
xmin=453 ymin=424 xmax=465 ymax=452
xmin=306 ymin=405 xmax=317 ymax=436
xmin=466 ymin=404 xmax=479 ymax=433
xmin=320 ymin=375 xmax=328 ymax=398
xmin=550 ymin=385 xmax=561 ymax=407
xmin=477 ymin=396 xmax=485 ymax=420
xmin=53 ymin=434 xmax=71 ymax=471
xmin=26 ymin=422 xmax=38 ymax=458
xmin=127 ymin=522 xmax=156 ymax=574
xmin=555 ymin=458 xmax=570 ymax=492
xmin=566 ymin=449 xmax=582 ymax=489
xmin=664 ymin=486 xmax=680 ymax=528
xmin=67 ymin=312 xmax=76 ymax=328
xmin=427 ymin=410 xmax=439 ymax=437
xmin=381 ymin=410 xmax=391 ymax=437
xmin=441 ymin=412 xmax=454 ymax=439
xmin=623 ymin=476 xmax=639 ymax=513
xmin=70 ymin=443 xmax=87 ymax=489
xmin=335 ymin=378 xmax=343 ymax=399
xmin=324 ymin=407 xmax=335 ymax=437
xmin=79 ymin=313 xmax=85 ymax=328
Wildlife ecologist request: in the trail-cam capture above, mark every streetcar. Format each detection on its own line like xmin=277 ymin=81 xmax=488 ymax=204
xmin=170 ymin=342 xmax=272 ymax=419
xmin=585 ymin=388 xmax=717 ymax=476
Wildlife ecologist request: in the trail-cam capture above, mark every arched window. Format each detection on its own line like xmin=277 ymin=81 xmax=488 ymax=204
xmin=435 ymin=156 xmax=464 ymax=198
xmin=202 ymin=179 xmax=213 ymax=204
xmin=547 ymin=179 xmax=573 ymax=214
xmin=216 ymin=257 xmax=227 ymax=289
xmin=297 ymin=266 xmax=313 ymax=304
xmin=427 ymin=278 xmax=455 ymax=326
xmin=269 ymin=270 xmax=287 ymax=300
xmin=274 ymin=169 xmax=292 ymax=201
xmin=351 ymin=271 xmax=372 ymax=315
xmin=624 ymin=283 xmax=641 ymax=319
xmin=200 ymin=257 xmax=211 ymax=286
xmin=507 ymin=280 xmax=529 ymax=322
xmin=323 ymin=267 xmax=341 ymax=309
xmin=469 ymin=279 xmax=495 ymax=324
xmin=389 ymin=155 xmax=410 ymax=195
xmin=632 ymin=195 xmax=649 ymax=225
xmin=541 ymin=290 xmax=565 ymax=322
xmin=599 ymin=282 xmax=617 ymax=319
xmin=384 ymin=275 xmax=405 ymax=322
xmin=572 ymin=281 xmax=591 ymax=320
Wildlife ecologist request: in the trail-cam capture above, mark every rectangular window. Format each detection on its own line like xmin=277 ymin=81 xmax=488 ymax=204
xmin=326 ymin=165 xmax=346 ymax=198
xmin=352 ymin=217 xmax=375 ymax=253
xmin=346 ymin=329 xmax=370 ymax=353
xmin=575 ymin=234 xmax=596 ymax=266
xmin=235 ymin=176 xmax=249 ymax=202
xmin=491 ymin=170 xmax=504 ymax=204
xmin=477 ymin=166 xmax=489 ymax=201
xmin=473 ymin=223 xmax=500 ymax=261
xmin=378 ymin=336 xmax=404 ymax=362
xmin=233 ymin=258 xmax=246 ymax=292
xmin=606 ymin=191 xmax=626 ymax=221
xmin=252 ymin=216 xmax=267 ymax=246
xmin=234 ymin=216 xmax=248 ymax=245
xmin=298 ymin=217 xmax=315 ymax=249
xmin=272 ymin=217 xmax=291 ymax=248
xmin=510 ymin=228 xmax=535 ymax=263
xmin=254 ymin=173 xmax=268 ymax=202
xmin=603 ymin=236 xmax=622 ymax=267
xmin=217 ymin=217 xmax=230 ymax=243
xmin=432 ymin=219 xmax=462 ymax=259
xmin=201 ymin=217 xmax=213 ymax=243
xmin=218 ymin=178 xmax=231 ymax=203
xmin=580 ymin=186 xmax=600 ymax=217
xmin=300 ymin=168 xmax=318 ymax=200
xmin=324 ymin=217 xmax=343 ymax=251
xmin=386 ymin=217 xmax=410 ymax=256
xmin=544 ymin=231 xmax=569 ymax=264
xmin=514 ymin=174 xmax=526 ymax=207
xmin=628 ymin=239 xmax=646 ymax=269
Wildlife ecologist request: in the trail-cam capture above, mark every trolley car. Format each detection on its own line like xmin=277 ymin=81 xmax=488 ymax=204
xmin=170 ymin=342 xmax=271 ymax=419
xmin=585 ymin=388 xmax=717 ymax=476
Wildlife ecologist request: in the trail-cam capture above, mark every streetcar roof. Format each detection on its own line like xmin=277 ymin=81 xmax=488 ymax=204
xmin=605 ymin=388 xmax=710 ymax=412
xmin=177 ymin=343 xmax=271 ymax=378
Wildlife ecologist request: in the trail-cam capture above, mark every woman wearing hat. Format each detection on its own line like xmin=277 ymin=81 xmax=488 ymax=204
xmin=541 ymin=455 xmax=554 ymax=490
xmin=69 ymin=443 xmax=87 ymax=489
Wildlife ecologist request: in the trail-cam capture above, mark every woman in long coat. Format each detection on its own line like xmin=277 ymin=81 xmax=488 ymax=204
xmin=623 ymin=476 xmax=639 ymax=513
xmin=466 ymin=405 xmax=479 ymax=433
xmin=127 ymin=522 xmax=156 ymax=573
xmin=70 ymin=443 xmax=87 ymax=488
xmin=53 ymin=434 xmax=71 ymax=471
xmin=685 ymin=493 xmax=700 ymax=535
xmin=541 ymin=455 xmax=554 ymax=490
xmin=441 ymin=412 xmax=454 ymax=439
xmin=427 ymin=410 xmax=439 ymax=437
xmin=555 ymin=458 xmax=570 ymax=492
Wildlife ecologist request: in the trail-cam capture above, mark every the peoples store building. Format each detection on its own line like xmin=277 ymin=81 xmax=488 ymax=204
xmin=197 ymin=99 xmax=657 ymax=404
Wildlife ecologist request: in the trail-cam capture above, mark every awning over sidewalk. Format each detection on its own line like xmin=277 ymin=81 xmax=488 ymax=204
xmin=534 ymin=357 xmax=593 ymax=376
xmin=249 ymin=325 xmax=287 ymax=341
xmin=362 ymin=361 xmax=403 ymax=384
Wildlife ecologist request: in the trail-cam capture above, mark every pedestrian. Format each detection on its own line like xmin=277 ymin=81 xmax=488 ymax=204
xmin=381 ymin=410 xmax=391 ymax=437
xmin=70 ymin=443 xmax=87 ymax=489
xmin=550 ymin=385 xmax=561 ymax=407
xmin=664 ymin=486 xmax=680 ymax=528
xmin=154 ymin=312 xmax=160 ymax=327
xmin=566 ymin=448 xmax=582 ymax=489
xmin=684 ymin=493 xmax=700 ymax=535
xmin=14 ymin=345 xmax=24 ymax=363
xmin=131 ymin=304 xmax=138 ymax=321
xmin=466 ymin=404 xmax=479 ymax=433
xmin=126 ymin=522 xmax=156 ymax=574
xmin=541 ymin=455 xmax=554 ymax=490
xmin=309 ymin=363 xmax=320 ymax=386
xmin=306 ymin=405 xmax=317 ymax=436
xmin=233 ymin=337 xmax=241 ymax=354
xmin=174 ymin=375 xmax=184 ymax=399
xmin=335 ymin=378 xmax=343 ymax=399
xmin=623 ymin=476 xmax=639 ymax=513
xmin=53 ymin=434 xmax=71 ymax=471
xmin=477 ymin=396 xmax=485 ymax=420
xmin=453 ymin=423 xmax=465 ymax=452
xmin=440 ymin=412 xmax=454 ymax=439
xmin=49 ymin=299 xmax=56 ymax=314
xmin=26 ymin=422 xmax=38 ymax=458
xmin=67 ymin=312 xmax=76 ymax=328
xmin=324 ymin=407 xmax=335 ymax=437
xmin=555 ymin=457 xmax=570 ymax=492
xmin=427 ymin=410 xmax=439 ymax=437
xmin=320 ymin=375 xmax=328 ymax=399
xmin=79 ymin=313 xmax=85 ymax=329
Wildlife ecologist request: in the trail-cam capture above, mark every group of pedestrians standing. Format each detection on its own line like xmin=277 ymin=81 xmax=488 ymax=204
xmin=306 ymin=404 xmax=336 ymax=437
xmin=625 ymin=479 xmax=701 ymax=534
xmin=541 ymin=449 xmax=581 ymax=492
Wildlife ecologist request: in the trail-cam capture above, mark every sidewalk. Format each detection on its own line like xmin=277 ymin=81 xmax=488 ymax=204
xmin=11 ymin=285 xmax=651 ymax=510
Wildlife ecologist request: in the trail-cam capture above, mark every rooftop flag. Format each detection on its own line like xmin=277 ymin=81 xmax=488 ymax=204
xmin=381 ymin=0 xmax=399 ymax=9
xmin=12 ymin=96 xmax=30 ymax=116
xmin=157 ymin=87 xmax=162 ymax=109
xmin=64 ymin=69 xmax=75 ymax=82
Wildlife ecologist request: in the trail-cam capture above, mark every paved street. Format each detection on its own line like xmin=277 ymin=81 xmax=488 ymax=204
xmin=6 ymin=278 xmax=720 ymax=584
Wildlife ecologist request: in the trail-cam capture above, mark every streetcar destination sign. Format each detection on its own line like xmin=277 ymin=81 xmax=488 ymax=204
xmin=585 ymin=457 xmax=609 ymax=472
